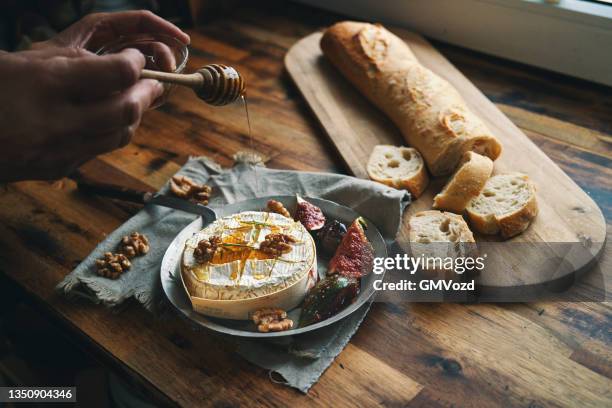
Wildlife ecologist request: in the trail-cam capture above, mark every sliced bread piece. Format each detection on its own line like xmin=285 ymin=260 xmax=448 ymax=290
xmin=433 ymin=151 xmax=493 ymax=213
xmin=408 ymin=210 xmax=477 ymax=275
xmin=367 ymin=145 xmax=429 ymax=198
xmin=408 ymin=210 xmax=475 ymax=244
xmin=466 ymin=173 xmax=538 ymax=238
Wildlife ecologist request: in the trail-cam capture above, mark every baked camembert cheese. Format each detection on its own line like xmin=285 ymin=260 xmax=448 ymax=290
xmin=181 ymin=211 xmax=317 ymax=319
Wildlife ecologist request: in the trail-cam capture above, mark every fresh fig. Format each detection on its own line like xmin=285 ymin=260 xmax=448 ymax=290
xmin=327 ymin=217 xmax=374 ymax=279
xmin=294 ymin=195 xmax=325 ymax=231
xmin=317 ymin=219 xmax=347 ymax=256
xmin=299 ymin=274 xmax=360 ymax=327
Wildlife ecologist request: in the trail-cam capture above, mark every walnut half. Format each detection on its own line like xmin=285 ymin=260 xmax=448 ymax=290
xmin=170 ymin=175 xmax=212 ymax=205
xmin=95 ymin=252 xmax=131 ymax=280
xmin=267 ymin=199 xmax=291 ymax=218
xmin=251 ymin=308 xmax=294 ymax=333
xmin=118 ymin=232 xmax=149 ymax=258
xmin=260 ymin=319 xmax=294 ymax=332
xmin=194 ymin=236 xmax=222 ymax=263
xmin=259 ymin=233 xmax=296 ymax=257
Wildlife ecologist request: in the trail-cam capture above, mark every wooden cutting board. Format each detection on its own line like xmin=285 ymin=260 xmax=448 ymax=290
xmin=285 ymin=30 xmax=607 ymax=292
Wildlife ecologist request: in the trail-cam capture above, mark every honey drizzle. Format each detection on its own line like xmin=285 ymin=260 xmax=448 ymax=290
xmin=241 ymin=94 xmax=259 ymax=194
xmin=237 ymin=213 xmax=270 ymax=282
xmin=198 ymin=216 xmax=299 ymax=284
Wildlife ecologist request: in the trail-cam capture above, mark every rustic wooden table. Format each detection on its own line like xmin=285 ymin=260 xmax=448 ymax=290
xmin=0 ymin=2 xmax=610 ymax=407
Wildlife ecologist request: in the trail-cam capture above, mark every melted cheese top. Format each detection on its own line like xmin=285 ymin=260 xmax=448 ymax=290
xmin=182 ymin=211 xmax=315 ymax=300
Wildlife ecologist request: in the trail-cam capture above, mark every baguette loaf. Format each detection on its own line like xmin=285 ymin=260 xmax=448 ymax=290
xmin=366 ymin=145 xmax=429 ymax=198
xmin=466 ymin=173 xmax=537 ymax=238
xmin=321 ymin=22 xmax=502 ymax=176
xmin=433 ymin=151 xmax=493 ymax=213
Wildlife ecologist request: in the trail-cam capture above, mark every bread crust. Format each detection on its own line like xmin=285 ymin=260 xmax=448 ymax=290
xmin=321 ymin=22 xmax=502 ymax=176
xmin=366 ymin=145 xmax=429 ymax=198
xmin=433 ymin=151 xmax=493 ymax=213
xmin=498 ymin=193 xmax=538 ymax=238
xmin=399 ymin=167 xmax=429 ymax=199
xmin=466 ymin=174 xmax=538 ymax=239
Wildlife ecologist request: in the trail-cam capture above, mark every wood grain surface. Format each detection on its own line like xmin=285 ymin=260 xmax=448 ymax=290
xmin=0 ymin=1 xmax=610 ymax=407
xmin=285 ymin=31 xmax=606 ymax=289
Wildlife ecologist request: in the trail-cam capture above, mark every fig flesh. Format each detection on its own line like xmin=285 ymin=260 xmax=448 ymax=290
xmin=294 ymin=195 xmax=325 ymax=231
xmin=327 ymin=217 xmax=374 ymax=279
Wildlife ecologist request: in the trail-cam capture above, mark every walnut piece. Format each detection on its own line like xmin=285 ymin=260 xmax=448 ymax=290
xmin=252 ymin=308 xmax=287 ymax=324
xmin=194 ymin=236 xmax=222 ymax=263
xmin=118 ymin=232 xmax=150 ymax=258
xmin=251 ymin=308 xmax=293 ymax=333
xmin=267 ymin=199 xmax=291 ymax=218
xmin=169 ymin=175 xmax=195 ymax=198
xmin=259 ymin=233 xmax=296 ymax=256
xmin=170 ymin=175 xmax=212 ymax=205
xmin=260 ymin=319 xmax=293 ymax=332
xmin=95 ymin=252 xmax=131 ymax=280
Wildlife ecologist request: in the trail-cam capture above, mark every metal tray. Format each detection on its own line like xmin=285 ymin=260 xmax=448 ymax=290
xmin=160 ymin=195 xmax=386 ymax=338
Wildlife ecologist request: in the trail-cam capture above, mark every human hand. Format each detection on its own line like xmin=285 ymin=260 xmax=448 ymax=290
xmin=0 ymin=11 xmax=190 ymax=182
xmin=32 ymin=10 xmax=190 ymax=52
xmin=0 ymin=46 xmax=163 ymax=182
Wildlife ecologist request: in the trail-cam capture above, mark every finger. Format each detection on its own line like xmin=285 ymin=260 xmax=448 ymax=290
xmin=67 ymin=79 xmax=164 ymax=153
xmin=87 ymin=10 xmax=190 ymax=50
xmin=112 ymin=10 xmax=190 ymax=44
xmin=139 ymin=41 xmax=177 ymax=72
xmin=52 ymin=48 xmax=146 ymax=99
xmin=29 ymin=76 xmax=160 ymax=179
xmin=70 ymin=79 xmax=164 ymax=134
xmin=19 ymin=46 xmax=94 ymax=60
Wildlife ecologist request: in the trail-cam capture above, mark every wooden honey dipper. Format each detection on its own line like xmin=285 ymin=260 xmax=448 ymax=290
xmin=140 ymin=64 xmax=245 ymax=106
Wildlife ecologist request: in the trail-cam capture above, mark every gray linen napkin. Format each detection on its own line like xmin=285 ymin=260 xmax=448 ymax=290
xmin=57 ymin=156 xmax=410 ymax=393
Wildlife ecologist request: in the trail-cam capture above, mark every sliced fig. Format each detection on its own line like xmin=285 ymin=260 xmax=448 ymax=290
xmin=299 ymin=274 xmax=360 ymax=327
xmin=294 ymin=195 xmax=325 ymax=231
xmin=327 ymin=217 xmax=374 ymax=278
